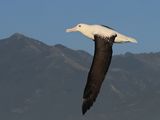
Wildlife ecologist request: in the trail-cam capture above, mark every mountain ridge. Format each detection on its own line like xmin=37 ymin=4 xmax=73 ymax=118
xmin=0 ymin=33 xmax=160 ymax=120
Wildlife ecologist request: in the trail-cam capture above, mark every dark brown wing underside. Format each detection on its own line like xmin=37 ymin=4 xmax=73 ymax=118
xmin=82 ymin=34 xmax=117 ymax=115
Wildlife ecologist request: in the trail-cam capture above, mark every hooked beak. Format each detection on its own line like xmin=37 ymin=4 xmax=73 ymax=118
xmin=66 ymin=26 xmax=77 ymax=32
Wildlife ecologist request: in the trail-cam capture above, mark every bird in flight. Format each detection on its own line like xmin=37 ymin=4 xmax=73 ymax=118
xmin=66 ymin=23 xmax=137 ymax=115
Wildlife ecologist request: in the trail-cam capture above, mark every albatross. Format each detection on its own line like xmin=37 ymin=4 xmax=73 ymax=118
xmin=66 ymin=23 xmax=137 ymax=115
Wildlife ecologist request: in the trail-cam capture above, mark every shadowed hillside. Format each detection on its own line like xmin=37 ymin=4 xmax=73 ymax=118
xmin=0 ymin=33 xmax=160 ymax=120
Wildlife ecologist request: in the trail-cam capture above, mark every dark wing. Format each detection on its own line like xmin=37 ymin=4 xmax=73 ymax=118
xmin=101 ymin=25 xmax=115 ymax=30
xmin=82 ymin=34 xmax=117 ymax=115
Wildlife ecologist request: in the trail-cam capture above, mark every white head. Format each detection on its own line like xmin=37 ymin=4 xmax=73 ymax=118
xmin=66 ymin=23 xmax=94 ymax=39
xmin=66 ymin=23 xmax=88 ymax=32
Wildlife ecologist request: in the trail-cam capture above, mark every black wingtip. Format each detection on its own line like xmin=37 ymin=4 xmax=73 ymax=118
xmin=82 ymin=107 xmax=86 ymax=115
xmin=82 ymin=101 xmax=88 ymax=115
xmin=82 ymin=99 xmax=93 ymax=115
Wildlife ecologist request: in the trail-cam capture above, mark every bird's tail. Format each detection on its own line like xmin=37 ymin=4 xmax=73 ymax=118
xmin=126 ymin=37 xmax=138 ymax=43
xmin=115 ymin=33 xmax=138 ymax=43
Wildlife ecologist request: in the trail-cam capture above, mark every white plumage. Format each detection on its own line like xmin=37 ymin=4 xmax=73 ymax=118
xmin=66 ymin=23 xmax=137 ymax=115
xmin=66 ymin=23 xmax=137 ymax=43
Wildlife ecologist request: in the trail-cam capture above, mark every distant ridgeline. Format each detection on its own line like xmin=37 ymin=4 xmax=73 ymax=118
xmin=0 ymin=33 xmax=160 ymax=120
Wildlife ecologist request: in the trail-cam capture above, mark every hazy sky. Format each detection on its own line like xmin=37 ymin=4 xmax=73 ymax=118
xmin=0 ymin=0 xmax=160 ymax=54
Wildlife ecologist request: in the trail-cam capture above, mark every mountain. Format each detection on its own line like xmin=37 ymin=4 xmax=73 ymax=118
xmin=0 ymin=33 xmax=160 ymax=120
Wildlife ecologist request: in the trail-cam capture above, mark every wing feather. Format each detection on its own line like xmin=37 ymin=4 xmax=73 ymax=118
xmin=101 ymin=25 xmax=115 ymax=30
xmin=82 ymin=34 xmax=117 ymax=115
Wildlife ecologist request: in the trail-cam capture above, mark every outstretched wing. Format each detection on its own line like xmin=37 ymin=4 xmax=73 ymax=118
xmin=82 ymin=34 xmax=117 ymax=115
xmin=101 ymin=25 xmax=115 ymax=30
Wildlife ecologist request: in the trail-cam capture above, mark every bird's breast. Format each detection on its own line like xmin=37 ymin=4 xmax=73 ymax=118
xmin=81 ymin=30 xmax=95 ymax=40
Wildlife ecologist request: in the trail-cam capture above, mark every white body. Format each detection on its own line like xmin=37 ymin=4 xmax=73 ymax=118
xmin=66 ymin=23 xmax=137 ymax=43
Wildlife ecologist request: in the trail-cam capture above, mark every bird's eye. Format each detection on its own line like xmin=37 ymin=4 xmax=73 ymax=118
xmin=78 ymin=25 xmax=81 ymax=27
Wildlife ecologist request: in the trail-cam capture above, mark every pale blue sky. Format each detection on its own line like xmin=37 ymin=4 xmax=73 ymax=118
xmin=0 ymin=0 xmax=160 ymax=54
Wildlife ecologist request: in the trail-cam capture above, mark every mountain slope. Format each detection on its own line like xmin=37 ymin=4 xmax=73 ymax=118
xmin=0 ymin=33 xmax=160 ymax=120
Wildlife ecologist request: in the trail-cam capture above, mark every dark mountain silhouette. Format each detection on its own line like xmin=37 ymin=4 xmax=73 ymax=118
xmin=0 ymin=33 xmax=160 ymax=120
